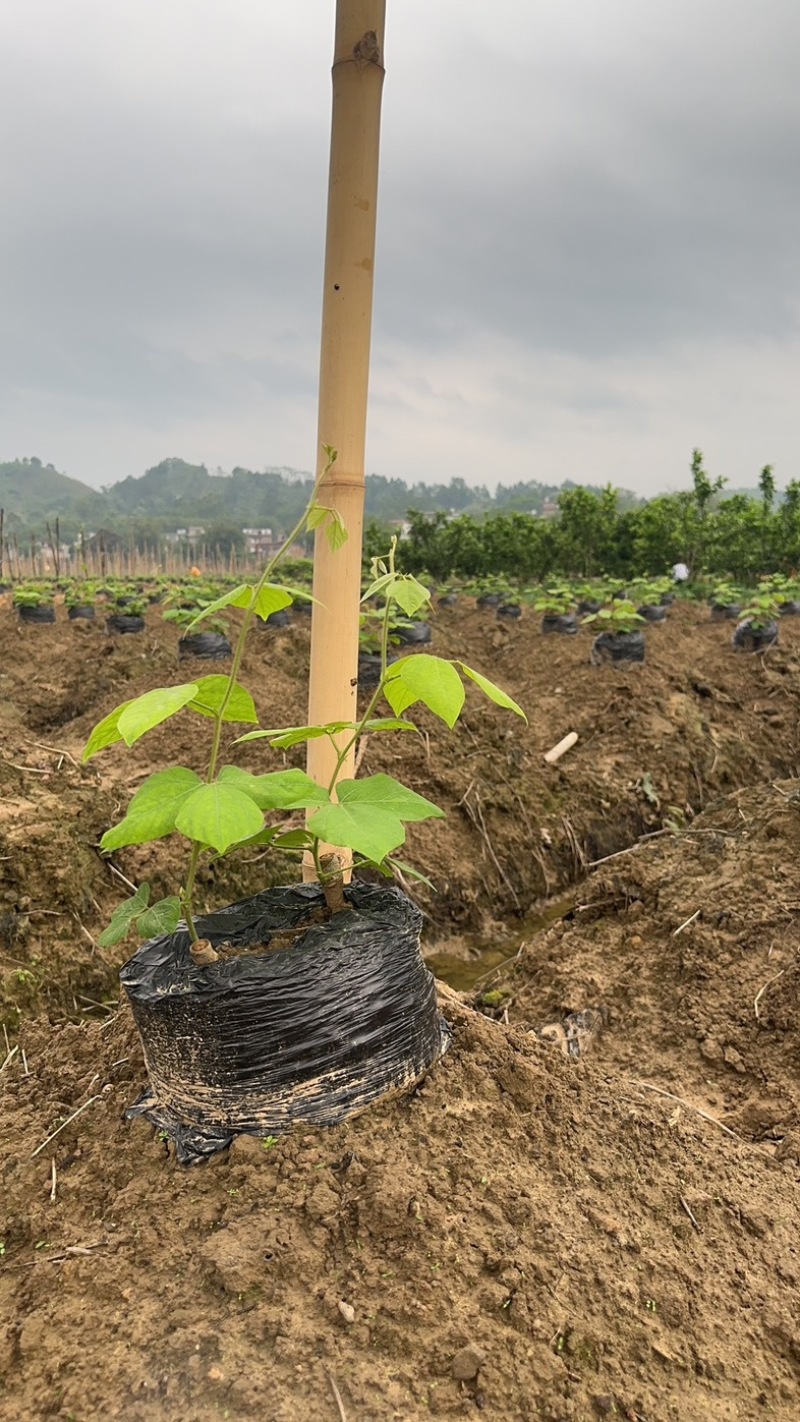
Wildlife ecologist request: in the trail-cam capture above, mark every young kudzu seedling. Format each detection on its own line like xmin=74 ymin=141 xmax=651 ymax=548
xmin=84 ymin=454 xmax=526 ymax=951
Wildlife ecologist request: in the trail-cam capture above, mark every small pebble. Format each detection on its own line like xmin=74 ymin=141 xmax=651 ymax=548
xmin=338 ymin=1301 xmax=355 ymax=1324
xmin=451 ymin=1343 xmax=485 ymax=1381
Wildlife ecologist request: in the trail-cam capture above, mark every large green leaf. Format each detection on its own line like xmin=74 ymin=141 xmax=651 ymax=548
xmin=337 ymin=774 xmax=444 ymax=823
xmin=383 ymin=655 xmax=465 ymax=728
xmin=457 ymin=663 xmax=527 ymax=721
xmin=117 ymin=684 xmax=200 ymax=747
xmin=82 ymin=698 xmax=135 ymax=762
xmin=188 ymin=676 xmax=258 ymax=723
xmin=218 ymin=765 xmax=329 ymax=811
xmin=100 ymin=768 xmax=203 ymax=850
xmin=174 ymin=782 xmax=264 ymax=854
xmin=308 ymin=801 xmax=406 ymax=862
xmin=308 ymin=774 xmax=444 ymax=863
xmin=136 ymin=896 xmax=182 ymax=939
xmin=97 ymin=883 xmax=150 ymax=947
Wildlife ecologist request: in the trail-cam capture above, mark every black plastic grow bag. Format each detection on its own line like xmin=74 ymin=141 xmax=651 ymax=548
xmin=178 ymin=632 xmax=233 ymax=661
xmin=637 ymin=603 xmax=666 ymax=623
xmin=358 ymin=650 xmax=399 ymax=688
xmin=391 ymin=621 xmax=432 ymax=646
xmin=68 ymin=604 xmax=96 ymax=621
xmin=732 ymin=619 xmax=778 ymax=652
xmin=121 ymin=882 xmax=450 ymax=1163
xmin=542 ymin=613 xmax=579 ymax=636
xmin=476 ymin=592 xmax=502 ymax=609
xmin=106 ymin=614 xmax=145 ymax=635
xmin=711 ymin=603 xmax=741 ymax=622
xmin=497 ymin=603 xmax=522 ymax=620
xmin=17 ymin=604 xmax=56 ymax=624
xmin=260 ymin=609 xmax=292 ymax=629
xmin=591 ymin=629 xmax=646 ymax=663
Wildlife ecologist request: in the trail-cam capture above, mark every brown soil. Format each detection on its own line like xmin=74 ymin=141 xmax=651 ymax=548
xmin=2 ymin=594 xmax=800 ymax=1419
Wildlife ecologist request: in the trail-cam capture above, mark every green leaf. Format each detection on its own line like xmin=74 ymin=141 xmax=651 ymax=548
xmin=100 ymin=768 xmax=203 ymax=851
xmin=82 ymin=699 xmax=135 ymax=762
xmin=174 ymin=782 xmax=265 ymax=854
xmin=272 ymin=828 xmax=314 ymax=849
xmin=97 ymin=883 xmax=150 ymax=947
xmin=235 ymin=717 xmax=417 ymax=749
xmin=136 ymin=896 xmax=182 ymax=939
xmin=184 ymin=584 xmax=252 ymax=628
xmin=307 ymin=504 xmax=348 ymax=551
xmin=218 ymin=766 xmax=329 ymax=811
xmin=361 ymin=572 xmax=395 ymax=602
xmin=308 ymin=774 xmax=444 ymax=862
xmin=458 ymin=663 xmax=527 ymax=721
xmin=309 ymin=802 xmax=406 ymax=862
xmin=252 ymin=584 xmax=294 ymax=621
xmin=188 ymin=676 xmax=258 ymax=724
xmin=390 ymin=575 xmax=431 ymax=618
xmin=384 ymin=655 xmax=465 ymax=728
xmin=116 ymin=684 xmax=200 ymax=747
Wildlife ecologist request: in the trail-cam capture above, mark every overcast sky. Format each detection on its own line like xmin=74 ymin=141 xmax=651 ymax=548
xmin=2 ymin=0 xmax=798 ymax=495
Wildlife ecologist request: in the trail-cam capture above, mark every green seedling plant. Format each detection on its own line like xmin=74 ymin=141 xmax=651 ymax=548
xmin=709 ymin=579 xmax=740 ymax=608
xmin=533 ymin=584 xmax=575 ymax=617
xmin=84 ymin=451 xmax=526 ymax=949
xmin=582 ymin=600 xmax=645 ymax=634
xmin=737 ymin=590 xmax=780 ymax=631
xmin=13 ymin=585 xmax=50 ymax=609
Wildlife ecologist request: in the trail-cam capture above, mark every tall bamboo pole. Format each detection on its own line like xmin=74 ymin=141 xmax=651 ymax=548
xmin=304 ymin=1 xmax=386 ymax=873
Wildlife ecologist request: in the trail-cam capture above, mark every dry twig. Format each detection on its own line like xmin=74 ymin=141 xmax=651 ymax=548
xmin=754 ymin=970 xmax=786 ymax=1021
xmin=327 ymin=1371 xmax=348 ymax=1422
xmin=626 ymin=1078 xmax=740 ymax=1141
xmin=31 ymin=1095 xmax=102 ymax=1158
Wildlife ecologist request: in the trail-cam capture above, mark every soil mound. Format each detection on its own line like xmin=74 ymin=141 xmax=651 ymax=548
xmin=2 ymin=989 xmax=798 ymax=1420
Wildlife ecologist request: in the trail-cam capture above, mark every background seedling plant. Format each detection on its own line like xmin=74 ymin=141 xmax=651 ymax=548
xmin=84 ymin=453 xmax=525 ymax=949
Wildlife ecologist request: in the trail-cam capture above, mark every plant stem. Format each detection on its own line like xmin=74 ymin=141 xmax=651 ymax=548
xmin=182 ymin=455 xmax=336 ymax=926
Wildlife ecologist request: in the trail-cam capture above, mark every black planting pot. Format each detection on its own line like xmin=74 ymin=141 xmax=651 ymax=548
xmin=497 ymin=603 xmax=522 ymax=620
xmin=292 ymin=598 xmax=313 ymax=616
xmin=711 ymin=603 xmax=742 ymax=622
xmin=542 ymin=613 xmax=579 ymax=636
xmin=778 ymin=600 xmax=800 ymax=617
xmin=476 ymin=593 xmax=503 ymax=609
xmin=120 ymin=883 xmax=450 ymax=1163
xmin=390 ymin=621 xmax=432 ymax=646
xmin=260 ymin=609 xmax=292 ymax=630
xmin=732 ymin=619 xmax=778 ymax=652
xmin=660 ymin=592 xmax=677 ymax=606
xmin=67 ymin=604 xmax=96 ymax=621
xmin=17 ymin=604 xmax=56 ymax=624
xmin=358 ymin=650 xmax=399 ymax=688
xmin=106 ymin=614 xmax=145 ymax=635
xmin=178 ymin=632 xmax=233 ymax=661
xmin=437 ymin=593 xmax=458 ymax=608
xmin=638 ymin=603 xmax=667 ymax=623
xmin=577 ymin=599 xmax=602 ymax=615
xmin=591 ymin=629 xmax=646 ymax=664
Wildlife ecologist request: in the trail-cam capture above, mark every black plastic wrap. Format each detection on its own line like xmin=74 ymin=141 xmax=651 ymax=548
xmin=18 ymin=604 xmax=56 ymax=624
xmin=732 ymin=620 xmax=778 ymax=652
xmin=497 ymin=603 xmax=521 ymax=620
xmin=178 ymin=632 xmax=233 ymax=661
xmin=121 ymin=882 xmax=450 ymax=1164
xmin=391 ymin=621 xmax=432 ymax=646
xmin=542 ymin=614 xmax=579 ymax=636
xmin=637 ymin=604 xmax=667 ymax=623
xmin=711 ymin=603 xmax=741 ymax=622
xmin=67 ymin=604 xmax=96 ymax=620
xmin=591 ymin=629 xmax=646 ymax=664
xmin=106 ymin=614 xmax=145 ymax=635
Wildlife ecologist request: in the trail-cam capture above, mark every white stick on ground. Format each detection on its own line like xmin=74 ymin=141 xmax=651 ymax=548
xmin=544 ymin=731 xmax=578 ymax=765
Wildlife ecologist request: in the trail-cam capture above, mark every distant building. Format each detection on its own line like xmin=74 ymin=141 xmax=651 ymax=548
xmin=242 ymin=527 xmax=278 ymax=557
xmin=541 ymin=500 xmax=559 ymax=519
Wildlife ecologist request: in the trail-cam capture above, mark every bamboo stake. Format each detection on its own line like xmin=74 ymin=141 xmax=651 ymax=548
xmin=304 ymin=2 xmax=386 ymax=878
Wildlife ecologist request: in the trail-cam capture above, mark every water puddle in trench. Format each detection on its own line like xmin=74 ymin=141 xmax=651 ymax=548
xmin=424 ymin=895 xmax=574 ymax=992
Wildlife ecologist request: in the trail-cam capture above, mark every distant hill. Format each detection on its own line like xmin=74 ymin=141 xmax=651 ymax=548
xmin=0 ymin=458 xmax=105 ymax=533
xmin=0 ymin=453 xmax=650 ymax=545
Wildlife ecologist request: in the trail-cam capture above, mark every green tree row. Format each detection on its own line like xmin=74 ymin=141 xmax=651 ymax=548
xmin=392 ymin=453 xmax=800 ymax=585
